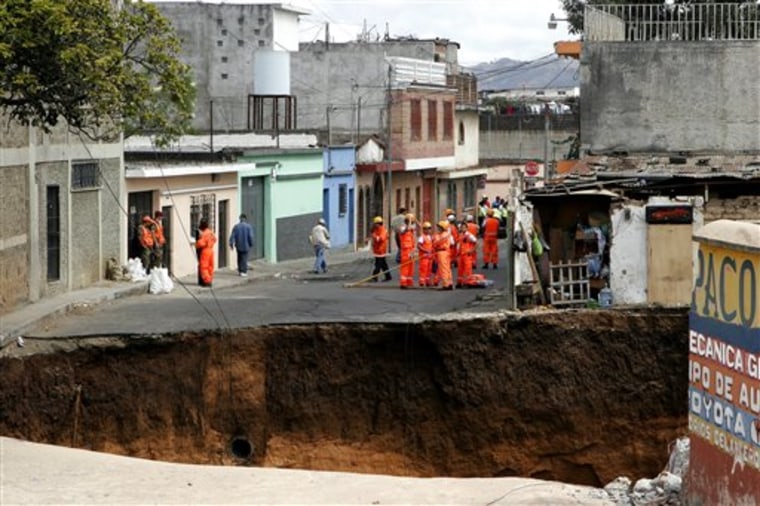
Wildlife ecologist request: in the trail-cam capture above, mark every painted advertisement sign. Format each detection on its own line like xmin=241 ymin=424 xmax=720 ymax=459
xmin=688 ymin=220 xmax=760 ymax=505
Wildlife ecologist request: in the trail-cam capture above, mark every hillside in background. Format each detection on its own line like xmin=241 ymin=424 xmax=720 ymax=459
xmin=469 ymin=56 xmax=580 ymax=92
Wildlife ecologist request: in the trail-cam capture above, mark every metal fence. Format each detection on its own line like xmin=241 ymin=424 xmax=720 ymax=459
xmin=586 ymin=3 xmax=760 ymax=42
xmin=479 ymin=113 xmax=580 ymax=132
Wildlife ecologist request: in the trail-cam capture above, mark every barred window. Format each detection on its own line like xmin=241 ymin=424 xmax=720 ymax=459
xmin=190 ymin=193 xmax=216 ymax=238
xmin=72 ymin=161 xmax=99 ymax=189
xmin=338 ymin=184 xmax=348 ymax=216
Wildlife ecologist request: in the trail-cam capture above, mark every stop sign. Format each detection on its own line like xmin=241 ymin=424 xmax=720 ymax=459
xmin=525 ymin=161 xmax=539 ymax=177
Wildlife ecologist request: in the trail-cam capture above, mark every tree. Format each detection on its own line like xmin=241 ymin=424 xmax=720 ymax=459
xmin=0 ymin=0 xmax=194 ymax=146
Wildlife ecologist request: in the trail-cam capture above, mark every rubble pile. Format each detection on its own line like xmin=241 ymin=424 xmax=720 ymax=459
xmin=604 ymin=437 xmax=690 ymax=505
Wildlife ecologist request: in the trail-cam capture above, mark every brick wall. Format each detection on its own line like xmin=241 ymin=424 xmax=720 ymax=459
xmin=391 ymin=89 xmax=455 ymax=161
xmin=703 ymin=196 xmax=760 ymax=222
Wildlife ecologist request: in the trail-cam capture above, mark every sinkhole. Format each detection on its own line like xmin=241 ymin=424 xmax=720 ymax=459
xmin=0 ymin=308 xmax=689 ymax=487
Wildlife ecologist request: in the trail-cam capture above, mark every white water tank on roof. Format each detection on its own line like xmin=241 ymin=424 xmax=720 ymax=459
xmin=253 ymin=50 xmax=291 ymax=95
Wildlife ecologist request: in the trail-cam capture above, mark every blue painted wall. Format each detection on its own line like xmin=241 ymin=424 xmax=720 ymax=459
xmin=322 ymin=146 xmax=356 ymax=248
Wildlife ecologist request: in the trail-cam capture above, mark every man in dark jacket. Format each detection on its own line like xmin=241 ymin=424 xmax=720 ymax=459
xmin=229 ymin=214 xmax=254 ymax=277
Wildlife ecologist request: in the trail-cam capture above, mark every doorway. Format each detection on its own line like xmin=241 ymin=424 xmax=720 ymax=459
xmin=128 ymin=191 xmax=154 ymax=260
xmin=161 ymin=206 xmax=172 ymax=274
xmin=218 ymin=199 xmax=228 ymax=269
xmin=241 ymin=176 xmax=265 ymax=259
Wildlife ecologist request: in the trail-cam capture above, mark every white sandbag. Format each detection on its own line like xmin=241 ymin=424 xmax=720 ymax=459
xmin=148 ymin=267 xmax=173 ymax=294
xmin=127 ymin=258 xmax=147 ymax=282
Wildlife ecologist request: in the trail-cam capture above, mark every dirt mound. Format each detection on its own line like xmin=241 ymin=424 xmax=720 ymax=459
xmin=0 ymin=308 xmax=688 ymax=486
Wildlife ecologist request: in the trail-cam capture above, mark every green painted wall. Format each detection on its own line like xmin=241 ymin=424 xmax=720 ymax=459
xmin=238 ymin=150 xmax=323 ymax=262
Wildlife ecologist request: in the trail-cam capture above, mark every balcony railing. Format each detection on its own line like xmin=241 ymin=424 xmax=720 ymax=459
xmin=480 ymin=112 xmax=580 ymax=132
xmin=447 ymin=73 xmax=478 ymax=108
xmin=586 ymin=3 xmax=760 ymax=42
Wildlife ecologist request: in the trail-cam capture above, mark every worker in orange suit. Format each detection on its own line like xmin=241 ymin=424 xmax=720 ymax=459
xmin=137 ymin=214 xmax=156 ymax=273
xmin=195 ymin=217 xmax=217 ymax=287
xmin=456 ymin=222 xmax=478 ymax=287
xmin=369 ymin=216 xmax=392 ymax=282
xmin=465 ymin=214 xmax=479 ymax=265
xmin=398 ymin=213 xmax=417 ymax=289
xmin=152 ymin=210 xmax=166 ymax=269
xmin=482 ymin=208 xmax=500 ymax=269
xmin=446 ymin=211 xmax=458 ymax=268
xmin=417 ymin=222 xmax=434 ymax=287
xmin=433 ymin=220 xmax=454 ymax=290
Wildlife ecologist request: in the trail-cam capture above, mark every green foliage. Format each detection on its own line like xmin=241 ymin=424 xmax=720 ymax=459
xmin=0 ymin=0 xmax=194 ymax=146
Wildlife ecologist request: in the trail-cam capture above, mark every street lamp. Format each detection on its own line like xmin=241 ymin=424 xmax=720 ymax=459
xmin=547 ymin=13 xmax=567 ymax=30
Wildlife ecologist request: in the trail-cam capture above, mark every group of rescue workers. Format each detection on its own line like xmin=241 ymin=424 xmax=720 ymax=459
xmin=367 ymin=203 xmax=504 ymax=290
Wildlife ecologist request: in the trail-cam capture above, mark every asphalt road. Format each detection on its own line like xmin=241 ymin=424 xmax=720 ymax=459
xmin=27 ymin=257 xmax=510 ymax=338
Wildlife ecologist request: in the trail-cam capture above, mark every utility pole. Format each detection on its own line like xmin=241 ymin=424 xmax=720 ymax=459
xmin=543 ymin=102 xmax=551 ymax=182
xmin=326 ymin=105 xmax=332 ymax=146
xmin=209 ymin=99 xmax=214 ymax=153
xmin=385 ymin=62 xmax=393 ymax=251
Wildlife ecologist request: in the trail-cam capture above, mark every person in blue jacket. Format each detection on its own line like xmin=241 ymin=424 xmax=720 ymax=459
xmin=229 ymin=214 xmax=254 ymax=277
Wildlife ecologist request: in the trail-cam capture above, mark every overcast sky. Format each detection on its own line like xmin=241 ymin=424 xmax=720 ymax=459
xmin=293 ymin=0 xmax=574 ymax=65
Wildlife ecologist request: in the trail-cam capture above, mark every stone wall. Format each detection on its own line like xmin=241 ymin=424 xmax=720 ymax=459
xmin=702 ymin=196 xmax=760 ymax=222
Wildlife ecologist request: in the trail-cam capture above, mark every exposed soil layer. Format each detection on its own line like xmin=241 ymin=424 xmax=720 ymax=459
xmin=0 ymin=308 xmax=688 ymax=486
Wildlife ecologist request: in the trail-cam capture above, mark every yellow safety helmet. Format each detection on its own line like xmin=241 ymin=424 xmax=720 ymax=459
xmin=437 ymin=220 xmax=449 ymax=229
xmin=422 ymin=221 xmax=432 ymax=229
xmin=405 ymin=213 xmax=416 ymax=222
xmin=373 ymin=216 xmax=383 ymax=224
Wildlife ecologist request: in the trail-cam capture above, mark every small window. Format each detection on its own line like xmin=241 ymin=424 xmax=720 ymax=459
xmin=442 ymin=101 xmax=453 ymax=140
xmin=410 ymin=99 xmax=421 ymax=141
xmin=427 ymin=99 xmax=437 ymax=141
xmin=558 ymin=90 xmax=567 ymax=95
xmin=258 ymin=40 xmax=265 ymax=47
xmin=338 ymin=184 xmax=348 ymax=216
xmin=258 ymin=17 xmax=265 ymax=24
xmin=237 ymin=39 xmax=244 ymax=47
xmin=217 ymin=40 xmax=223 ymax=47
xmin=72 ymin=161 xmax=99 ymax=189
xmin=221 ymin=56 xmax=228 ymax=63
xmin=221 ymin=29 xmax=228 ymax=35
xmin=254 ymin=28 xmax=261 ymax=36
xmin=238 ymin=16 xmax=245 ymax=24
xmin=221 ymin=73 xmax=228 ymax=80
xmin=458 ymin=121 xmax=465 ymax=145
xmin=536 ymin=90 xmax=545 ymax=96
xmin=216 ymin=18 xmax=223 ymax=26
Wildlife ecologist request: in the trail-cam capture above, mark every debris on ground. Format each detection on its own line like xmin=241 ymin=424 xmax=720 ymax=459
xmin=604 ymin=436 xmax=689 ymax=505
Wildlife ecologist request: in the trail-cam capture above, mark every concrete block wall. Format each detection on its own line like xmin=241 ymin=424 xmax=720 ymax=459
xmin=480 ymin=128 xmax=578 ymax=162
xmin=582 ymin=41 xmax=760 ymax=154
xmin=155 ymin=2 xmax=277 ymax=132
xmin=0 ymin=165 xmax=30 ymax=314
